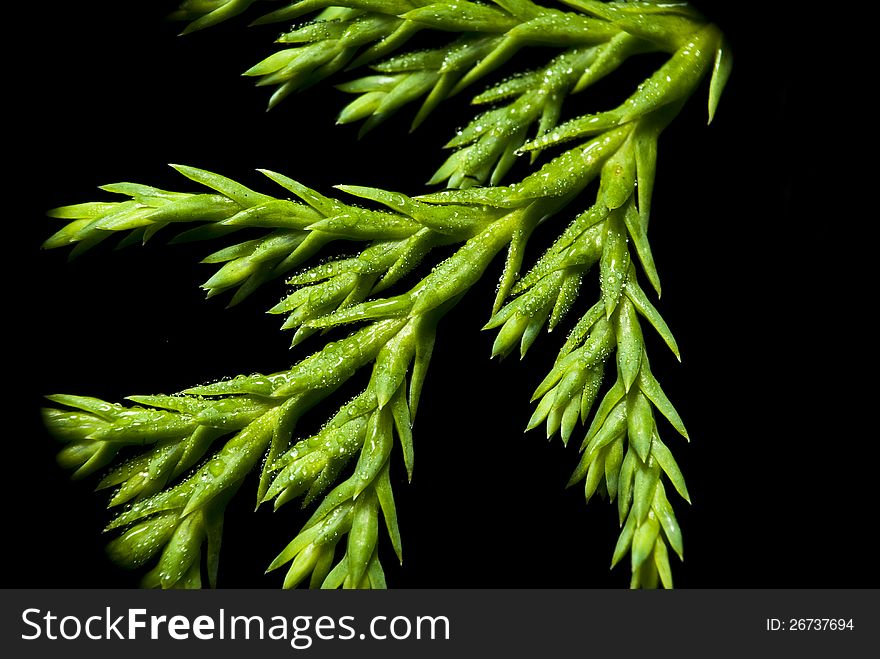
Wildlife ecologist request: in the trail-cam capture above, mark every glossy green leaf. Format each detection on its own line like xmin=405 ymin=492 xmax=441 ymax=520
xmin=401 ymin=3 xmax=519 ymax=33
xmin=604 ymin=435 xmax=624 ymax=500
xmin=308 ymin=211 xmax=421 ymax=240
xmin=599 ymin=208 xmax=630 ymax=317
xmin=346 ymin=488 xmax=379 ymax=588
xmin=615 ymin=296 xmax=643 ymax=392
xmin=282 ymin=543 xmax=322 ymax=589
xmin=600 ymin=136 xmax=636 ymax=210
xmin=106 ymin=512 xmax=178 ymax=569
xmin=171 ymin=164 xmax=274 ymax=208
xmin=622 ymin=198 xmax=662 ymax=298
xmin=625 ymin=274 xmax=680 ymax=360
xmin=581 ymin=398 xmax=626 ymax=456
xmin=611 ymin=510 xmax=636 ymax=568
xmin=631 ymin=516 xmax=659 ymax=570
xmin=583 ymin=377 xmax=624 ymax=445
xmin=375 ymin=463 xmax=403 ymax=563
xmin=573 ymin=31 xmax=645 ymax=93
xmin=652 ymin=482 xmax=684 ymax=560
xmin=151 ymin=512 xmax=205 ymax=588
xmin=352 ymin=408 xmax=394 ymax=497
xmin=558 ymin=300 xmax=605 ymax=359
xmin=708 ymin=38 xmax=733 ymax=123
xmin=494 ymin=222 xmax=532 ymax=314
xmin=372 ymin=321 xmax=416 ymax=408
xmin=626 ymin=389 xmax=654 ymax=462
xmin=651 ymin=434 xmax=690 ymax=503
xmin=638 ymin=359 xmax=689 ymax=440
xmin=390 ymin=386 xmax=415 ymax=482
xmin=653 ymin=536 xmax=673 ymax=588
xmin=632 ymin=455 xmax=660 ymax=524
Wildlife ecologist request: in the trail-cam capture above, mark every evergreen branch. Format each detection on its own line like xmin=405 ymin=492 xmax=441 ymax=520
xmin=169 ymin=0 xmax=725 ymax=139
xmin=43 ymin=120 xmax=627 ymax=587
xmin=43 ymin=323 xmax=408 ymax=588
xmin=45 ymin=0 xmax=731 ymax=588
xmin=334 ymin=10 xmax=655 ymax=138
xmin=479 ymin=28 xmax=720 ymax=583
xmin=187 ymin=0 xmax=710 ymax=126
xmin=43 ymin=163 xmax=483 ymax=305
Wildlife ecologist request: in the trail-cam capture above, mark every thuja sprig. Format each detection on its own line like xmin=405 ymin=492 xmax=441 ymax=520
xmin=44 ymin=0 xmax=731 ymax=588
xmin=44 ymin=122 xmax=626 ymax=587
xmin=484 ymin=90 xmax=701 ymax=585
xmin=172 ymin=0 xmax=724 ymax=132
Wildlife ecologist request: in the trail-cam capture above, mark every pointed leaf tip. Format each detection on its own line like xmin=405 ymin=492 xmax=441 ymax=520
xmin=708 ymin=39 xmax=733 ymax=124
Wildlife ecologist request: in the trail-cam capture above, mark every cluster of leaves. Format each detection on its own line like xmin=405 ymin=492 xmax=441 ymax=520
xmin=43 ymin=0 xmax=730 ymax=588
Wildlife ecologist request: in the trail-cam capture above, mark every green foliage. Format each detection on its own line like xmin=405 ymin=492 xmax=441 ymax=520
xmin=42 ymin=0 xmax=729 ymax=589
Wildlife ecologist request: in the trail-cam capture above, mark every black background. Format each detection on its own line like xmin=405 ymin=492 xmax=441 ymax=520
xmin=6 ymin=1 xmax=858 ymax=589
